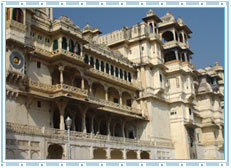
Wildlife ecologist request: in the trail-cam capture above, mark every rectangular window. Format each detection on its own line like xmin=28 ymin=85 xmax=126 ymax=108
xmin=189 ymin=108 xmax=192 ymax=115
xmin=128 ymin=72 xmax=132 ymax=82
xmin=101 ymin=61 xmax=104 ymax=72
xmin=115 ymin=67 xmax=119 ymax=77
xmin=113 ymin=98 xmax=119 ymax=104
xmin=120 ymin=69 xmax=123 ymax=79
xmin=127 ymin=99 xmax=131 ymax=107
xmin=111 ymin=65 xmax=114 ymax=76
xmin=37 ymin=61 xmax=41 ymax=68
xmin=106 ymin=63 xmax=109 ymax=74
xmin=37 ymin=101 xmax=41 ymax=108
xmin=96 ymin=59 xmax=99 ymax=70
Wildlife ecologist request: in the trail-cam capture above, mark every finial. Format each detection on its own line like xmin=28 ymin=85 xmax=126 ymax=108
xmin=215 ymin=61 xmax=219 ymax=66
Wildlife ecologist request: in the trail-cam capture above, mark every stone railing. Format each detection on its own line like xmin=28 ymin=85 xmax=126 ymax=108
xmin=51 ymin=49 xmax=84 ymax=62
xmin=28 ymin=80 xmax=87 ymax=96
xmin=89 ymin=68 xmax=138 ymax=89
xmin=28 ymin=79 xmax=141 ymax=115
xmin=6 ymin=20 xmax=26 ymax=32
xmin=88 ymin=96 xmax=142 ymax=116
xmin=85 ymin=42 xmax=133 ymax=67
xmin=6 ymin=122 xmax=173 ymax=148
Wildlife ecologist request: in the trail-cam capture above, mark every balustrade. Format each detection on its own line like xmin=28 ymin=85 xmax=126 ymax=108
xmin=6 ymin=122 xmax=173 ymax=148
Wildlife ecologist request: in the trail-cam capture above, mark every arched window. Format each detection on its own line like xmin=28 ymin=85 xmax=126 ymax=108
xmin=90 ymin=57 xmax=94 ymax=66
xmin=162 ymin=31 xmax=174 ymax=42
xmin=61 ymin=37 xmax=67 ymax=50
xmin=74 ymin=43 xmax=81 ymax=55
xmin=69 ymin=39 xmax=74 ymax=52
xmin=159 ymin=73 xmax=163 ymax=83
xmin=111 ymin=65 xmax=114 ymax=76
xmin=128 ymin=73 xmax=131 ymax=82
xmin=106 ymin=63 xmax=109 ymax=74
xmin=179 ymin=34 xmax=183 ymax=42
xmin=52 ymin=40 xmax=58 ymax=51
xmin=84 ymin=54 xmax=89 ymax=64
xmin=149 ymin=23 xmax=153 ymax=34
xmin=115 ymin=67 xmax=119 ymax=77
xmin=101 ymin=61 xmax=104 ymax=72
xmin=154 ymin=23 xmax=158 ymax=34
xmin=164 ymin=51 xmax=176 ymax=63
xmin=95 ymin=59 xmax=99 ymax=70
xmin=120 ymin=69 xmax=123 ymax=79
xmin=12 ymin=8 xmax=23 ymax=24
xmin=124 ymin=71 xmax=127 ymax=81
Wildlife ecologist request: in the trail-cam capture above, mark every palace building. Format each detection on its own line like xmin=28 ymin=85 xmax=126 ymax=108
xmin=5 ymin=8 xmax=224 ymax=159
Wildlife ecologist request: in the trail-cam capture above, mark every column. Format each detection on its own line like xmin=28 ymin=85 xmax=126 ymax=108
xmin=173 ymin=30 xmax=176 ymax=41
xmin=91 ymin=114 xmax=95 ymax=134
xmin=175 ymin=50 xmax=179 ymax=60
xmin=107 ymin=118 xmax=111 ymax=140
xmin=184 ymin=52 xmax=188 ymax=62
xmin=137 ymin=150 xmax=141 ymax=159
xmin=218 ymin=126 xmax=224 ymax=141
xmin=56 ymin=99 xmax=68 ymax=130
xmin=58 ymin=65 xmax=64 ymax=84
xmin=182 ymin=32 xmax=185 ymax=44
xmin=106 ymin=148 xmax=111 ymax=159
xmin=119 ymin=91 xmax=123 ymax=105
xmin=123 ymin=149 xmax=127 ymax=159
xmin=81 ymin=106 xmax=88 ymax=133
xmin=88 ymin=81 xmax=93 ymax=96
xmin=80 ymin=71 xmax=85 ymax=90
xmin=105 ymin=86 xmax=108 ymax=101
xmin=90 ymin=146 xmax=94 ymax=159
xmin=121 ymin=120 xmax=126 ymax=138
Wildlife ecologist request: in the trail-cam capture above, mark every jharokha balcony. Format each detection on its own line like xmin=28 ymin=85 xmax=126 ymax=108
xmin=27 ymin=79 xmax=143 ymax=118
xmin=6 ymin=122 xmax=173 ymax=157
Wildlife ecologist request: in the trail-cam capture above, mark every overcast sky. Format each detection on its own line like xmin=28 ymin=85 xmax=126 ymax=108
xmin=53 ymin=8 xmax=224 ymax=69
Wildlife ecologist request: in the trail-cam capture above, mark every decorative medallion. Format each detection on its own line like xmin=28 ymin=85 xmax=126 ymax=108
xmin=9 ymin=51 xmax=24 ymax=69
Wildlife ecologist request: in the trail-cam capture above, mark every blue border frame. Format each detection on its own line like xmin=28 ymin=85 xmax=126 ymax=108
xmin=0 ymin=0 xmax=229 ymax=167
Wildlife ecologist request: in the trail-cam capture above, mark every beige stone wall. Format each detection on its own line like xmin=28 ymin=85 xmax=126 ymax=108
xmin=27 ymin=61 xmax=52 ymax=85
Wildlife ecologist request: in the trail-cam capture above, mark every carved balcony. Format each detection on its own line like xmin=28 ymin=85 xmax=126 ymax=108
xmin=6 ymin=122 xmax=173 ymax=149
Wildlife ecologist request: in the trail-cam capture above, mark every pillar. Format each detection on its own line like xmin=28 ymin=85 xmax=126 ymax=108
xmin=88 ymin=81 xmax=93 ymax=96
xmin=56 ymin=99 xmax=68 ymax=130
xmin=182 ymin=32 xmax=185 ymax=44
xmin=121 ymin=120 xmax=126 ymax=138
xmin=105 ymin=86 xmax=108 ymax=101
xmin=137 ymin=150 xmax=141 ymax=159
xmin=58 ymin=65 xmax=64 ymax=84
xmin=175 ymin=50 xmax=179 ymax=60
xmin=81 ymin=105 xmax=88 ymax=133
xmin=173 ymin=30 xmax=176 ymax=41
xmin=123 ymin=149 xmax=127 ymax=159
xmin=107 ymin=118 xmax=111 ymax=140
xmin=119 ymin=91 xmax=123 ymax=105
xmin=90 ymin=146 xmax=94 ymax=159
xmin=106 ymin=148 xmax=111 ymax=159
xmin=184 ymin=52 xmax=188 ymax=62
xmin=80 ymin=71 xmax=85 ymax=90
xmin=91 ymin=114 xmax=95 ymax=134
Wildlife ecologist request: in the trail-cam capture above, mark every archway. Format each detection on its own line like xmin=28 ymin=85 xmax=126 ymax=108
xmin=73 ymin=76 xmax=82 ymax=88
xmin=53 ymin=109 xmax=60 ymax=129
xmin=141 ymin=151 xmax=150 ymax=159
xmin=47 ymin=144 xmax=63 ymax=159
xmin=111 ymin=149 xmax=123 ymax=159
xmin=126 ymin=150 xmax=137 ymax=159
xmin=92 ymin=82 xmax=105 ymax=100
xmin=114 ymin=123 xmax=123 ymax=137
xmin=99 ymin=120 xmax=107 ymax=135
xmin=164 ymin=51 xmax=176 ymax=63
xmin=108 ymin=87 xmax=120 ymax=103
xmin=122 ymin=92 xmax=132 ymax=106
xmin=162 ymin=31 xmax=174 ymax=42
xmin=93 ymin=148 xmax=107 ymax=159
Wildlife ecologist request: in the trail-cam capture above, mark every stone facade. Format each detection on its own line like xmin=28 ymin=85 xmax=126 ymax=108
xmin=5 ymin=8 xmax=224 ymax=159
